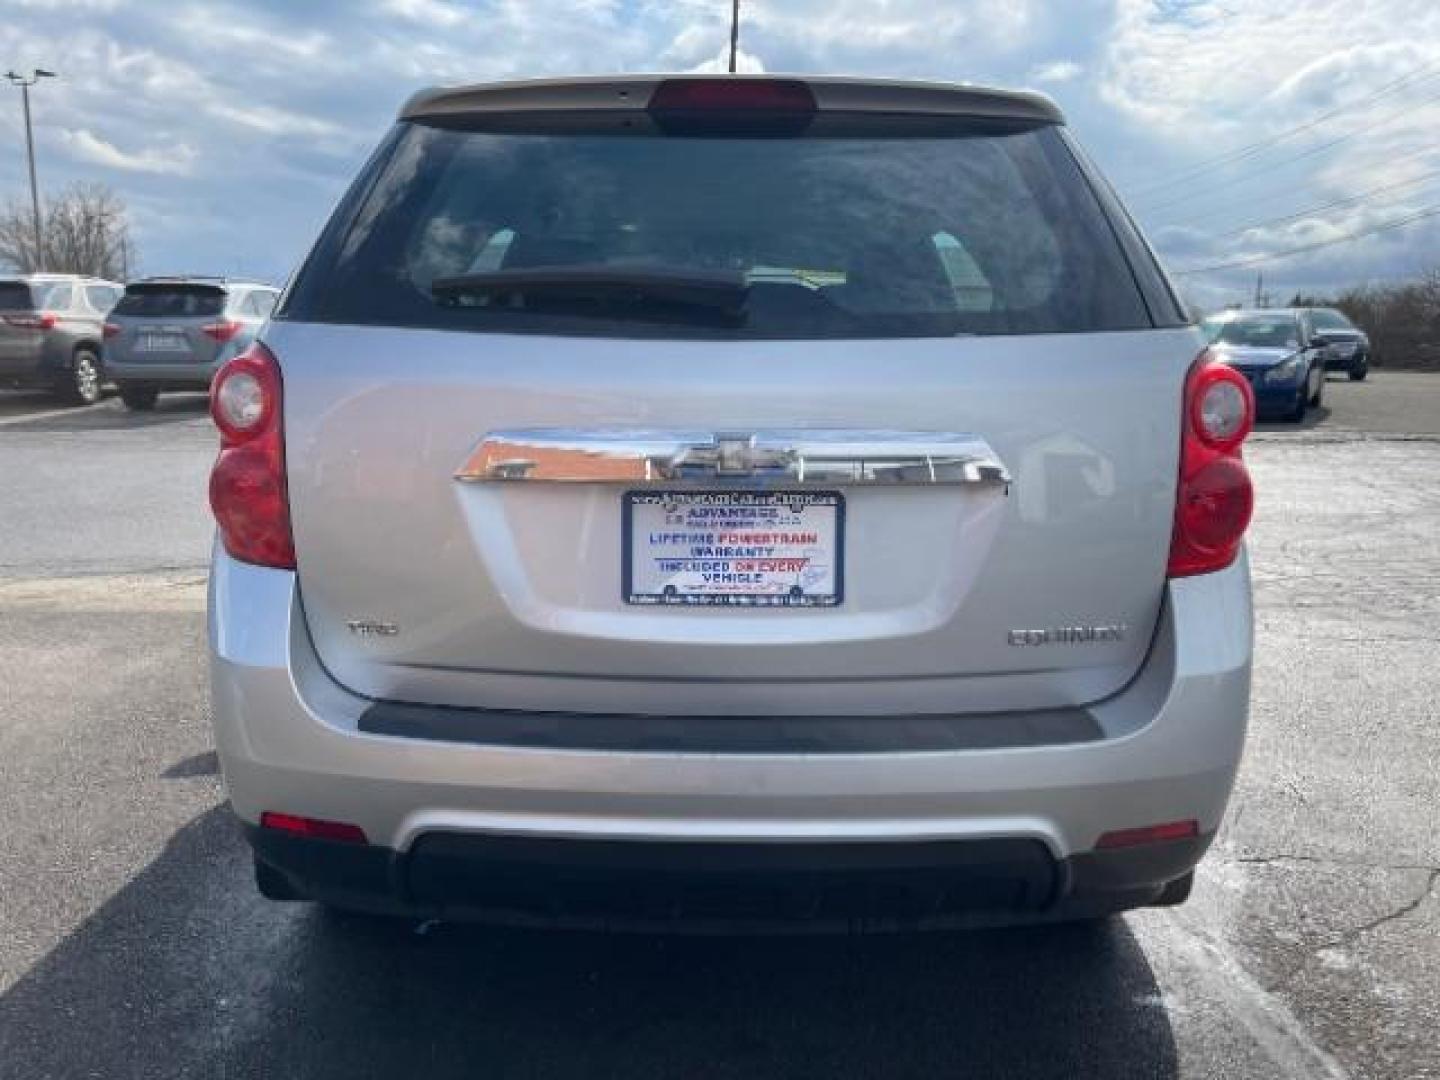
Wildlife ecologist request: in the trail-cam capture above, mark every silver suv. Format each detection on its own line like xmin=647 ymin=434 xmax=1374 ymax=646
xmin=0 ymin=273 xmax=122 ymax=404
xmin=104 ymin=277 xmax=279 ymax=410
xmin=208 ymin=76 xmax=1256 ymax=931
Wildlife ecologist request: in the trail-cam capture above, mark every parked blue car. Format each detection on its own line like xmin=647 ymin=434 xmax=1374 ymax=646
xmin=1201 ymin=309 xmax=1328 ymax=423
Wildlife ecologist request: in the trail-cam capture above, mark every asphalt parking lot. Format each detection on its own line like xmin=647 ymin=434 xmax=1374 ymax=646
xmin=1 ymin=372 xmax=1437 ymax=1079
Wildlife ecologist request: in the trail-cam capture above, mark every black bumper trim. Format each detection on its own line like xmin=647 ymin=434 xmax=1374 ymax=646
xmin=358 ymin=699 xmax=1103 ymax=754
xmin=244 ymin=823 xmax=1212 ymax=932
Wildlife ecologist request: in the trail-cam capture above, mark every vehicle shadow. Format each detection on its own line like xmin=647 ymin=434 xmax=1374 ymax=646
xmin=1255 ymin=402 xmax=1332 ymax=434
xmin=0 ymin=807 xmax=1179 ymax=1080
xmin=0 ymin=389 xmax=70 ymax=421
xmin=0 ymin=390 xmax=210 ymax=432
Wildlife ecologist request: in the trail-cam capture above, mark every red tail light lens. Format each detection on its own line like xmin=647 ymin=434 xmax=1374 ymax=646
xmin=103 ymin=322 xmax=121 ymax=339
xmin=649 ymin=78 xmax=817 ymax=113
xmin=648 ymin=78 xmax=817 ymax=135
xmin=209 ymin=344 xmax=295 ymax=569
xmin=260 ymin=812 xmax=368 ymax=845
xmin=1096 ymin=819 xmax=1199 ymax=850
xmin=1168 ymin=353 xmax=1255 ymax=578
xmin=202 ymin=319 xmax=243 ymax=343
xmin=4 ymin=312 xmax=57 ymax=331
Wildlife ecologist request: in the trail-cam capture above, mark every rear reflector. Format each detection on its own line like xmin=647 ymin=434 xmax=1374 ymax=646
xmin=1095 ymin=820 xmax=1199 ymax=850
xmin=648 ymin=78 xmax=817 ymax=113
xmin=260 ymin=812 xmax=368 ymax=844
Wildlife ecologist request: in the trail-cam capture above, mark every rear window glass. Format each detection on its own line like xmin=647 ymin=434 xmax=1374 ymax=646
xmin=246 ymin=290 xmax=278 ymax=317
xmin=284 ymin=121 xmax=1151 ymax=339
xmin=114 ymin=285 xmax=226 ymax=318
xmin=1309 ymin=309 xmax=1353 ymax=331
xmin=0 ymin=283 xmax=35 ymax=309
xmin=1213 ymin=315 xmax=1300 ymax=349
xmin=85 ymin=285 xmax=122 ymax=312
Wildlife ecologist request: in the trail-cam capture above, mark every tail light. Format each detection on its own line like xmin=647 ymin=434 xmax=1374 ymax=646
xmin=103 ymin=322 xmax=121 ymax=339
xmin=260 ymin=812 xmax=368 ymax=844
xmin=202 ymin=319 xmax=243 ymax=343
xmin=208 ymin=343 xmax=295 ymax=569
xmin=4 ymin=312 xmax=57 ymax=330
xmin=1167 ymin=352 xmax=1255 ymax=577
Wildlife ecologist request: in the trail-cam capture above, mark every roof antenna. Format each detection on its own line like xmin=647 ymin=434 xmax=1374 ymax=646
xmin=728 ymin=0 xmax=740 ymax=73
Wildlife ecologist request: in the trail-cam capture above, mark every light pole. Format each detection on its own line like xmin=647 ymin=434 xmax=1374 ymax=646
xmin=5 ymin=68 xmax=55 ymax=270
xmin=728 ymin=0 xmax=740 ymax=73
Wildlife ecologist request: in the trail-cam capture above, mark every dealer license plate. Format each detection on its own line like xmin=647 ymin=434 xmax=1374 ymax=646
xmin=623 ymin=490 xmax=843 ymax=607
xmin=137 ymin=332 xmax=187 ymax=352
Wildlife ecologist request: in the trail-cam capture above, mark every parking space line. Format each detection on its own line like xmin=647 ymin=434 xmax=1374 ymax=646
xmin=1153 ymin=913 xmax=1352 ymax=1079
xmin=0 ymin=406 xmax=88 ymax=429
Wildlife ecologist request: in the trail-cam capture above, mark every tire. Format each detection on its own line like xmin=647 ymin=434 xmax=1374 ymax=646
xmin=1349 ymin=356 xmax=1368 ymax=382
xmin=55 ymin=347 xmax=102 ymax=406
xmin=1286 ymin=377 xmax=1308 ymax=423
xmin=119 ymin=385 xmax=160 ymax=411
xmin=1309 ymin=364 xmax=1325 ymax=407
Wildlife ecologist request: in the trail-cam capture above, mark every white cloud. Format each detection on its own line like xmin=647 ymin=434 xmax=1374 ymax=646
xmin=1098 ymin=0 xmax=1440 ymax=295
xmin=1030 ymin=60 xmax=1082 ymax=84
xmin=207 ymin=103 xmax=340 ymax=137
xmin=685 ymin=47 xmax=767 ymax=75
xmin=379 ymin=0 xmax=471 ymax=29
xmin=1100 ymin=0 xmax=1440 ymax=136
xmin=59 ymin=129 xmax=196 ymax=175
xmin=1 ymin=0 xmax=1433 ymax=294
xmin=5 ymin=0 xmax=124 ymax=8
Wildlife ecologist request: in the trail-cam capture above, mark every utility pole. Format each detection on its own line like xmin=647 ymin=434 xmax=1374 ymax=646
xmin=5 ymin=68 xmax=55 ymax=271
xmin=728 ymin=0 xmax=740 ymax=73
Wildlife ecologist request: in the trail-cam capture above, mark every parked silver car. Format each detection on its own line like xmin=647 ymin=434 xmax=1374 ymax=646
xmin=104 ymin=277 xmax=279 ymax=410
xmin=208 ymin=75 xmax=1256 ymax=931
xmin=0 ymin=273 xmax=122 ymax=404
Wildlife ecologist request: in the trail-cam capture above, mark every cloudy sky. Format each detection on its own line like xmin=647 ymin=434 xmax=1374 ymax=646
xmin=2 ymin=0 xmax=1438 ymax=309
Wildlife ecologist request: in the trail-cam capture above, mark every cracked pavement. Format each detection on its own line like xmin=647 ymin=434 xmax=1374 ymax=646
xmin=0 ymin=376 xmax=1438 ymax=1078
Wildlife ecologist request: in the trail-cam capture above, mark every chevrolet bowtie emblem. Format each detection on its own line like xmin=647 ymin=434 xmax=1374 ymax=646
xmin=714 ymin=434 xmax=757 ymax=475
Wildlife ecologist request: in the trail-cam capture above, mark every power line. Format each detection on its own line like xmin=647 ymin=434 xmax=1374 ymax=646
xmin=1151 ymin=141 xmax=1440 ymax=230
xmin=1130 ymin=57 xmax=1440 ymax=198
xmin=1172 ymin=202 xmax=1440 ymax=276
xmin=1205 ymin=166 xmax=1440 ymax=241
xmin=1135 ymin=84 xmax=1440 ymax=215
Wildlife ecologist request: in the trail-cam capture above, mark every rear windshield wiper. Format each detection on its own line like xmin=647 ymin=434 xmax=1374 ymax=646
xmin=430 ymin=266 xmax=750 ymax=323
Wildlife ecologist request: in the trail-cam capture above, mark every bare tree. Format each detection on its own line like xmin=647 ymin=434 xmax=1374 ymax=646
xmin=0 ymin=182 xmax=134 ymax=279
xmin=1336 ymin=266 xmax=1440 ymax=370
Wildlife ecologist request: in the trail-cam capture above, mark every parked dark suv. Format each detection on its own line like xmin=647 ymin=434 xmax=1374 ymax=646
xmin=1305 ymin=307 xmax=1370 ymax=381
xmin=0 ymin=273 xmax=123 ymax=404
xmin=104 ymin=277 xmax=280 ymax=410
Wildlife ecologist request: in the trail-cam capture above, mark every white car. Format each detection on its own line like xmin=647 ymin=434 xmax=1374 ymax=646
xmin=208 ymin=75 xmax=1255 ymax=930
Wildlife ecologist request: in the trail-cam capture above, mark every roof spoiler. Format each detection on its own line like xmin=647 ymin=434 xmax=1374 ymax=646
xmin=400 ymin=74 xmax=1064 ymax=127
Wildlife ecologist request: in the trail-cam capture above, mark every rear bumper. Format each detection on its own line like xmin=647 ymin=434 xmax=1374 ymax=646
xmin=210 ymin=547 xmax=1252 ymax=926
xmin=247 ymin=823 xmax=1211 ymax=931
xmin=1323 ymin=349 xmax=1366 ymax=372
xmin=106 ymin=359 xmax=219 ymax=388
xmin=1253 ymin=384 xmax=1305 ymax=415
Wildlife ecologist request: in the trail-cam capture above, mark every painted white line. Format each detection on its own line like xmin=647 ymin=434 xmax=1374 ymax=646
xmin=0 ymin=405 xmax=84 ymax=428
xmin=1153 ymin=914 xmax=1351 ymax=1080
